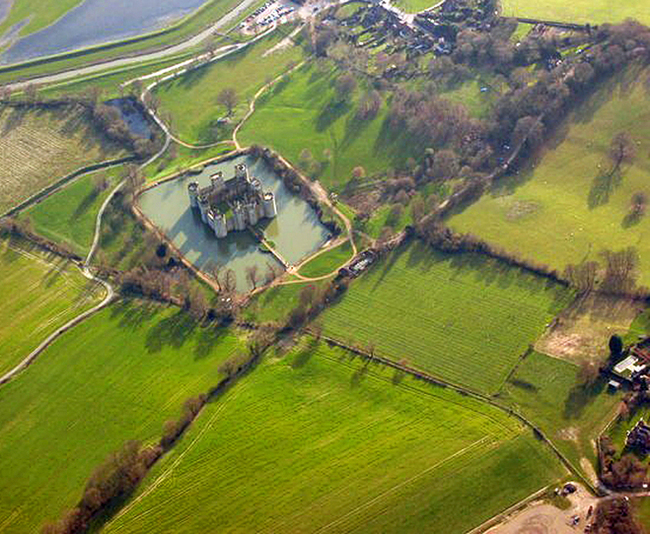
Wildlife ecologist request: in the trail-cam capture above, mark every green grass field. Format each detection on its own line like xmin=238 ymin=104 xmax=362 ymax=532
xmin=0 ymin=300 xmax=243 ymax=533
xmin=392 ymin=0 xmax=439 ymax=14
xmin=0 ymin=104 xmax=126 ymax=214
xmin=155 ymin=28 xmax=304 ymax=144
xmin=104 ymin=339 xmax=563 ymax=534
xmin=19 ymin=165 xmax=124 ymax=255
xmin=450 ymin=66 xmax=650 ymax=287
xmin=0 ymin=237 xmax=104 ymax=376
xmin=298 ymin=240 xmax=353 ymax=278
xmin=142 ymin=142 xmax=235 ymax=182
xmin=501 ymin=351 xmax=620 ymax=480
xmin=239 ymin=62 xmax=418 ymax=191
xmin=319 ymin=239 xmax=572 ymax=394
xmin=501 ymin=0 xmax=650 ymax=25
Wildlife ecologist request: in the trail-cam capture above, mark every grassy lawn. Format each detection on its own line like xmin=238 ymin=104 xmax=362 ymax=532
xmin=155 ymin=27 xmax=304 ymax=144
xmin=392 ymin=0 xmax=439 ymax=14
xmin=104 ymin=339 xmax=563 ymax=534
xmin=450 ymin=66 xmax=650 ymax=287
xmin=319 ymin=239 xmax=572 ymax=394
xmin=242 ymin=279 xmax=327 ymax=325
xmin=501 ymin=0 xmax=650 ymax=25
xmin=19 ymin=165 xmax=125 ymax=256
xmin=239 ymin=61 xmax=418 ymax=191
xmin=0 ymin=237 xmax=104 ymax=376
xmin=298 ymin=240 xmax=353 ymax=278
xmin=0 ymin=104 xmax=126 ymax=214
xmin=141 ymin=142 xmax=235 ymax=182
xmin=500 ymin=351 xmax=621 ymax=481
xmin=0 ymin=300 xmax=243 ymax=533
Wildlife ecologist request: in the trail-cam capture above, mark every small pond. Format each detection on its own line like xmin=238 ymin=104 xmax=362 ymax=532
xmin=0 ymin=0 xmax=212 ymax=65
xmin=139 ymin=154 xmax=331 ymax=291
xmin=106 ymin=98 xmax=153 ymax=139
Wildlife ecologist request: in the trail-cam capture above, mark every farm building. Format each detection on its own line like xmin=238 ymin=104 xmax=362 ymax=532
xmin=626 ymin=419 xmax=650 ymax=454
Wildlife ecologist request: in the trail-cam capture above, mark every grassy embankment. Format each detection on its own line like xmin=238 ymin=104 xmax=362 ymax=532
xmin=298 ymin=240 xmax=353 ymax=278
xmin=0 ymin=104 xmax=126 ymax=214
xmin=319 ymin=240 xmax=572 ymax=395
xmin=0 ymin=237 xmax=104 ymax=376
xmin=239 ymin=62 xmax=419 ymax=191
xmin=154 ymin=27 xmax=305 ymax=144
xmin=449 ymin=66 xmax=650 ymax=286
xmin=0 ymin=301 xmax=243 ymax=533
xmin=501 ymin=351 xmax=621 ymax=481
xmin=18 ymin=165 xmax=125 ymax=256
xmin=501 ymin=0 xmax=650 ymax=25
xmin=104 ymin=339 xmax=564 ymax=534
xmin=0 ymin=0 xmax=259 ymax=86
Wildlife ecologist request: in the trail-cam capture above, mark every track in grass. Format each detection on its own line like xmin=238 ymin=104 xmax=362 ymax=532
xmin=319 ymin=239 xmax=572 ymax=394
xmin=104 ymin=339 xmax=564 ymax=534
xmin=0 ymin=300 xmax=243 ymax=533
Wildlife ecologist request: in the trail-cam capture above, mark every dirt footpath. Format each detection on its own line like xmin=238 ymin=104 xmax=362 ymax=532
xmin=487 ymin=484 xmax=598 ymax=534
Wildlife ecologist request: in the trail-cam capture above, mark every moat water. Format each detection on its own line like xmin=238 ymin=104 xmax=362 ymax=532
xmin=0 ymin=0 xmax=211 ymax=65
xmin=139 ymin=154 xmax=330 ymax=291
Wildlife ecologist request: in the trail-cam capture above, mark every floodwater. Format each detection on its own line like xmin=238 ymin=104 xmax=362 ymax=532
xmin=0 ymin=0 xmax=211 ymax=65
xmin=139 ymin=154 xmax=330 ymax=291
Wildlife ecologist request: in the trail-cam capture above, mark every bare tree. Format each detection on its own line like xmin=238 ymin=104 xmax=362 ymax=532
xmin=223 ymin=268 xmax=237 ymax=294
xmin=245 ymin=265 xmax=259 ymax=290
xmin=609 ymin=132 xmax=636 ymax=173
xmin=217 ymin=88 xmax=238 ymax=116
xmin=335 ymin=73 xmax=356 ymax=102
xmin=563 ymin=261 xmax=598 ymax=295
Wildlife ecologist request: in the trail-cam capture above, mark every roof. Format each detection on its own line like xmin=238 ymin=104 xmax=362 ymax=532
xmin=613 ymin=355 xmax=646 ymax=377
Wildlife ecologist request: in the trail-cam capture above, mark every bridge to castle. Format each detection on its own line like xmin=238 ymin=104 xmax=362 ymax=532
xmin=259 ymin=235 xmax=291 ymax=270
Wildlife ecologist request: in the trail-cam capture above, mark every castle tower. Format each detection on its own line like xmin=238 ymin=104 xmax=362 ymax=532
xmin=235 ymin=163 xmax=249 ymax=183
xmin=233 ymin=203 xmax=246 ymax=231
xmin=206 ymin=209 xmax=216 ymax=231
xmin=263 ymin=192 xmax=278 ymax=218
xmin=246 ymin=202 xmax=259 ymax=226
xmin=214 ymin=212 xmax=228 ymax=238
xmin=188 ymin=182 xmax=199 ymax=208
xmin=198 ymin=194 xmax=209 ymax=224
xmin=210 ymin=171 xmax=225 ymax=192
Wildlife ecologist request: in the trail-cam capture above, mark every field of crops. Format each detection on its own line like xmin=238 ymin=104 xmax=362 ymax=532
xmin=501 ymin=0 xmax=650 ymax=25
xmin=0 ymin=301 xmax=243 ymax=533
xmin=104 ymin=339 xmax=563 ymax=534
xmin=450 ymin=66 xmax=650 ymax=286
xmin=20 ymin=165 xmax=124 ymax=255
xmin=502 ymin=351 xmax=620 ymax=479
xmin=155 ymin=27 xmax=304 ymax=144
xmin=239 ymin=62 xmax=417 ymax=191
xmin=319 ymin=239 xmax=571 ymax=394
xmin=0 ymin=237 xmax=104 ymax=376
xmin=0 ymin=104 xmax=125 ymax=214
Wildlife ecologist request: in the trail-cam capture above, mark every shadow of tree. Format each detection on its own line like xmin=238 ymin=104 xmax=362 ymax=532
xmin=588 ymin=168 xmax=621 ymax=209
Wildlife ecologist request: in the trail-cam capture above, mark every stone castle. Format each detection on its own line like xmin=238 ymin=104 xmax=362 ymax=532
xmin=188 ymin=163 xmax=277 ymax=239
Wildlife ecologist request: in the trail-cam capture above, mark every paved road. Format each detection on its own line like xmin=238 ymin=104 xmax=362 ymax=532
xmin=5 ymin=0 xmax=260 ymax=91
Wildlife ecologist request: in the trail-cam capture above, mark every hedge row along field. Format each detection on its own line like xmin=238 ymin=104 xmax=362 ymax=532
xmin=0 ymin=237 xmax=104 ymax=376
xmin=450 ymin=65 xmax=650 ymax=287
xmin=104 ymin=340 xmax=563 ymax=534
xmin=0 ymin=104 xmax=126 ymax=214
xmin=319 ymin=240 xmax=572 ymax=394
xmin=0 ymin=301 xmax=243 ymax=533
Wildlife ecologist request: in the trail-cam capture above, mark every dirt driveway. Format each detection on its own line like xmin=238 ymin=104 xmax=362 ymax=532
xmin=487 ymin=484 xmax=598 ymax=534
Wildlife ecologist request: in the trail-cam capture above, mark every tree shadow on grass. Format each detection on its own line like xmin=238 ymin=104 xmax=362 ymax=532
xmin=351 ymin=359 xmax=370 ymax=387
xmin=563 ymin=376 xmax=607 ymax=421
xmin=72 ymin=187 xmax=100 ymax=220
xmin=193 ymin=325 xmax=228 ymax=360
xmin=291 ymin=337 xmax=319 ymax=368
xmin=145 ymin=308 xmax=197 ymax=353
xmin=108 ymin=298 xmax=159 ymax=333
xmin=315 ymin=98 xmax=352 ymax=133
xmin=622 ymin=210 xmax=644 ymax=229
xmin=588 ymin=168 xmax=621 ymax=209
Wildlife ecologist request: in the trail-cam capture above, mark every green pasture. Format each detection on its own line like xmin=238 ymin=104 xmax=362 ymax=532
xmin=450 ymin=66 xmax=650 ymax=287
xmin=19 ymin=165 xmax=124 ymax=255
xmin=155 ymin=27 xmax=304 ymax=144
xmin=105 ymin=339 xmax=563 ymax=534
xmin=0 ymin=300 xmax=242 ymax=533
xmin=320 ymin=239 xmax=572 ymax=394
xmin=243 ymin=279 xmax=327 ymax=325
xmin=501 ymin=0 xmax=650 ymax=25
xmin=142 ymin=142 xmax=235 ymax=182
xmin=298 ymin=240 xmax=353 ymax=278
xmin=239 ymin=61 xmax=418 ymax=190
xmin=393 ymin=0 xmax=439 ymax=14
xmin=501 ymin=351 xmax=620 ymax=479
xmin=0 ymin=237 xmax=104 ymax=376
